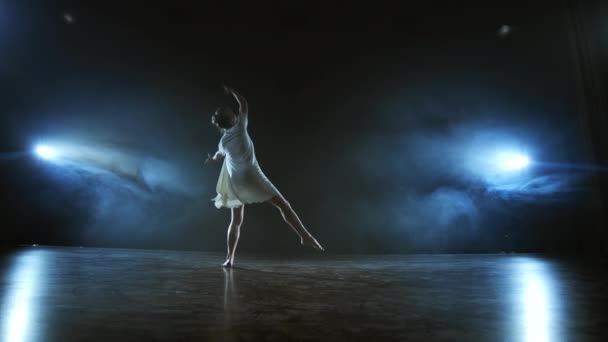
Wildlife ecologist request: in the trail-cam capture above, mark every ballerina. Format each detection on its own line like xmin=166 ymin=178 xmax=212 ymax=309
xmin=206 ymin=85 xmax=324 ymax=267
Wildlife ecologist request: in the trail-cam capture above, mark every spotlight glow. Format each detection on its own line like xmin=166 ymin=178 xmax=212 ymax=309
xmin=497 ymin=152 xmax=530 ymax=171
xmin=34 ymin=145 xmax=57 ymax=160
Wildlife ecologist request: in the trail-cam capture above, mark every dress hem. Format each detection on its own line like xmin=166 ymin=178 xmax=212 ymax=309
xmin=212 ymin=193 xmax=276 ymax=209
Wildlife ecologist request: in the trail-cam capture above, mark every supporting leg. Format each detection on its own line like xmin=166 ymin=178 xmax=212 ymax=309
xmin=223 ymin=205 xmax=244 ymax=267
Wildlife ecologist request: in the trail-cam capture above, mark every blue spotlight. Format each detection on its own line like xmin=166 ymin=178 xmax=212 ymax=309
xmin=496 ymin=152 xmax=530 ymax=171
xmin=34 ymin=145 xmax=58 ymax=160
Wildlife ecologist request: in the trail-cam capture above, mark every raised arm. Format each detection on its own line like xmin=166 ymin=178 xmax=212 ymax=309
xmin=223 ymin=85 xmax=248 ymax=114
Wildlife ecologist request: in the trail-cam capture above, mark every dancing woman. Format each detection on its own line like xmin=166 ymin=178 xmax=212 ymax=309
xmin=206 ymin=85 xmax=324 ymax=267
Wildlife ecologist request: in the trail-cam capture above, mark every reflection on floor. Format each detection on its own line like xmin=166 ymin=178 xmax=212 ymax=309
xmin=0 ymin=247 xmax=606 ymax=341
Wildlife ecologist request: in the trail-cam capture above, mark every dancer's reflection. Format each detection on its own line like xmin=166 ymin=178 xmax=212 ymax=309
xmin=222 ymin=268 xmax=238 ymax=327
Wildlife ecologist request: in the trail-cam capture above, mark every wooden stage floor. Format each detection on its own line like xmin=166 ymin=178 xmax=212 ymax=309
xmin=0 ymin=246 xmax=606 ymax=341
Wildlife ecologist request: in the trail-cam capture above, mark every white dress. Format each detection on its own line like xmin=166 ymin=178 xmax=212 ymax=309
xmin=213 ymin=112 xmax=280 ymax=209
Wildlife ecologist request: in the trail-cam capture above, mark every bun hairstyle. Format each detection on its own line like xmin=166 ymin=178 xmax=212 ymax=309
xmin=212 ymin=106 xmax=236 ymax=129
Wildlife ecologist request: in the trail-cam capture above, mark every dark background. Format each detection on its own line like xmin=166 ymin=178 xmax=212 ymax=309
xmin=1 ymin=0 xmax=607 ymax=254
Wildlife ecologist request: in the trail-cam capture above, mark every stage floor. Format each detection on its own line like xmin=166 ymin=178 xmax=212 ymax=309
xmin=0 ymin=247 xmax=606 ymax=341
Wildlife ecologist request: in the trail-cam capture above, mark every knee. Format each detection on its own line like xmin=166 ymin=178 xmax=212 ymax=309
xmin=271 ymin=197 xmax=292 ymax=217
xmin=229 ymin=220 xmax=242 ymax=233
xmin=228 ymin=225 xmax=240 ymax=239
xmin=277 ymin=204 xmax=290 ymax=218
xmin=278 ymin=198 xmax=292 ymax=212
xmin=231 ymin=216 xmax=244 ymax=229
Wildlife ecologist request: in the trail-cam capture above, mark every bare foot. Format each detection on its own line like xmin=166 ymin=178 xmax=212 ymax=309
xmin=222 ymin=259 xmax=233 ymax=268
xmin=301 ymin=235 xmax=324 ymax=251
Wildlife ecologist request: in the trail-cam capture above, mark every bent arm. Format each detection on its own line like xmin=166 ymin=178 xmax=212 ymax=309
xmin=224 ymin=85 xmax=248 ymax=114
xmin=205 ymin=150 xmax=225 ymax=164
xmin=213 ymin=150 xmax=225 ymax=160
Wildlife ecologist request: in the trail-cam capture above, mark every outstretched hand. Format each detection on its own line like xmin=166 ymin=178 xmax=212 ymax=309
xmin=205 ymin=153 xmax=216 ymax=165
xmin=205 ymin=152 xmax=224 ymax=165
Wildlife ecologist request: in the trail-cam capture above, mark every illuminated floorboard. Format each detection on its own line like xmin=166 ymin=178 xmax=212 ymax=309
xmin=0 ymin=246 xmax=606 ymax=341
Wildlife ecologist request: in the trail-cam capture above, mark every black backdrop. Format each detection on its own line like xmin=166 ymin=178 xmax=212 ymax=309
xmin=1 ymin=0 xmax=606 ymax=254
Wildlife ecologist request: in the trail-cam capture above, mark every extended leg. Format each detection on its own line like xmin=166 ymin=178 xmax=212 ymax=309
xmin=223 ymin=205 xmax=244 ymax=267
xmin=268 ymin=196 xmax=324 ymax=251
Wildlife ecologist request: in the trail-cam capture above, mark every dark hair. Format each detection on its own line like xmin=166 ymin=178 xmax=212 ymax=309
xmin=212 ymin=106 xmax=236 ymax=129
